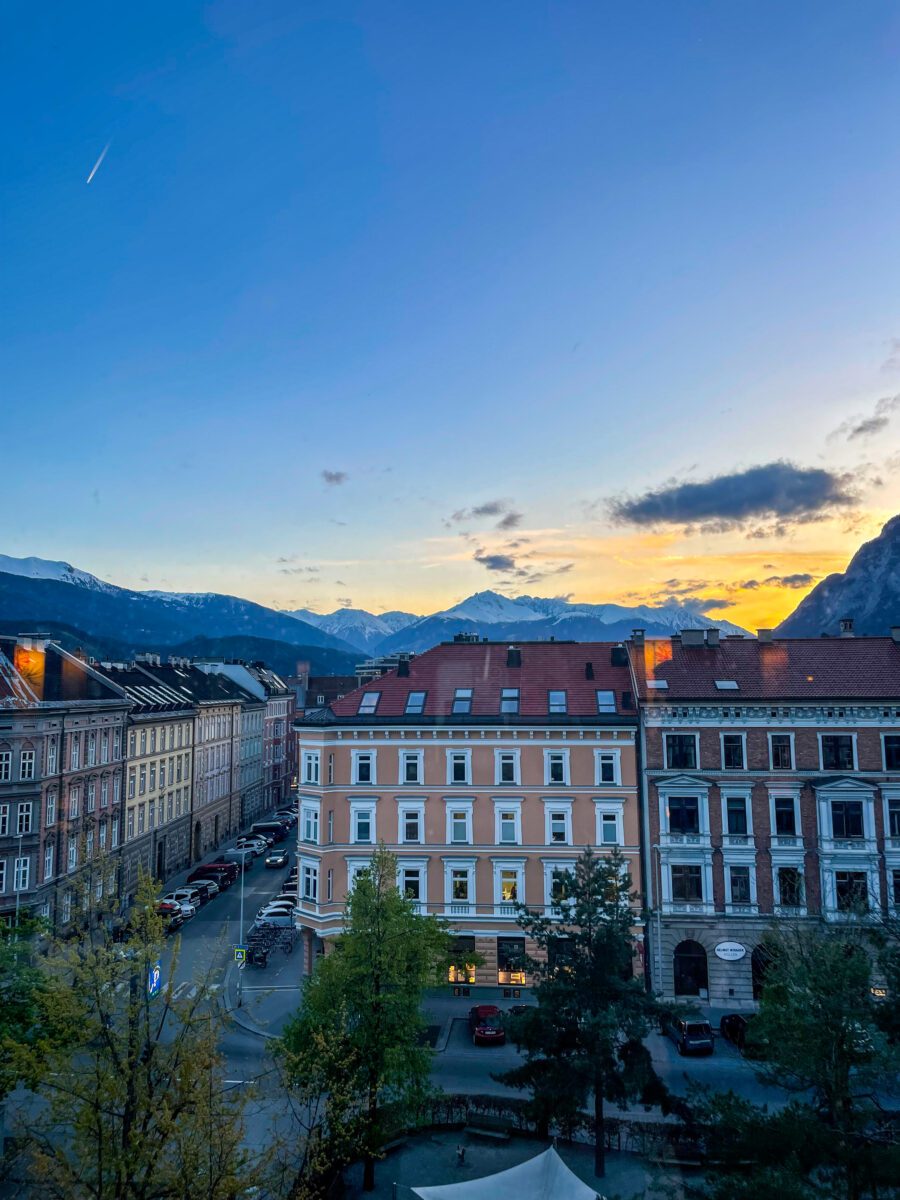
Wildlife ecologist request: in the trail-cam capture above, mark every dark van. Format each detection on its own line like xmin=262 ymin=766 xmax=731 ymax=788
xmin=662 ymin=1015 xmax=715 ymax=1056
xmin=250 ymin=821 xmax=289 ymax=843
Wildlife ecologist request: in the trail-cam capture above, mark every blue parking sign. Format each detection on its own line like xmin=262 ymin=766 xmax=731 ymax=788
xmin=147 ymin=960 xmax=162 ymax=998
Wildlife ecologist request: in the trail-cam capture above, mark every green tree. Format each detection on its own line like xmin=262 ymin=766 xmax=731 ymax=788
xmin=497 ymin=847 xmax=667 ymax=1178
xmin=281 ymin=845 xmax=454 ymax=1193
xmin=15 ymin=871 xmax=257 ymax=1200
xmin=0 ymin=916 xmax=53 ymax=1103
xmin=695 ymin=921 xmax=900 ymax=1200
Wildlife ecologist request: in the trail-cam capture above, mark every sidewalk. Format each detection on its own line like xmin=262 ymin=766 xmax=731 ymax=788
xmin=224 ymin=930 xmax=306 ymax=1039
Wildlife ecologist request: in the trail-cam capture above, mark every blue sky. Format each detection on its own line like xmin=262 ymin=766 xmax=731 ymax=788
xmin=4 ymin=1 xmax=900 ymax=625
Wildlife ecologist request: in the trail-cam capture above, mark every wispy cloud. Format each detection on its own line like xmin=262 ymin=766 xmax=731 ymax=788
xmin=336 ymin=596 xmax=353 ymax=608
xmin=448 ymin=498 xmax=523 ymax=532
xmin=608 ymin=461 xmax=856 ymax=534
xmin=828 ymin=394 xmax=900 ymax=443
xmin=322 ymin=469 xmax=349 ymax=486
xmin=739 ymin=573 xmax=817 ymax=590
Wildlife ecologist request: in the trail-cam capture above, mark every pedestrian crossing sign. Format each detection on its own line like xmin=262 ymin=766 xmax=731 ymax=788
xmin=234 ymin=945 xmax=247 ymax=963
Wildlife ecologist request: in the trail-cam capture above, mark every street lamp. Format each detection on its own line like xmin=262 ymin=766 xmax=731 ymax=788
xmin=237 ymin=853 xmax=246 ymax=1008
xmin=14 ymin=831 xmax=23 ymax=929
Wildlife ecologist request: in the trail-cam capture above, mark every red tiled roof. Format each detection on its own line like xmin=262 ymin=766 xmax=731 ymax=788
xmin=328 ymin=641 xmax=634 ymax=719
xmin=628 ymin=636 xmax=900 ymax=701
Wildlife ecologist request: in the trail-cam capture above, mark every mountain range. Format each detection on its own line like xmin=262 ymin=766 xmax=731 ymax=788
xmin=0 ymin=554 xmax=749 ymax=666
xmin=776 ymin=514 xmax=900 ymax=637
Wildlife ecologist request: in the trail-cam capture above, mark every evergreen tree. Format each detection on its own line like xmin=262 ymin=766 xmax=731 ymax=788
xmin=498 ymin=847 xmax=667 ymax=1178
xmin=281 ymin=845 xmax=454 ymax=1193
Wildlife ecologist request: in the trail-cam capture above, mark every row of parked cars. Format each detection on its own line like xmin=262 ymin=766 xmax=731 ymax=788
xmin=153 ymin=809 xmax=298 ymax=931
xmin=659 ymin=1012 xmax=767 ymax=1057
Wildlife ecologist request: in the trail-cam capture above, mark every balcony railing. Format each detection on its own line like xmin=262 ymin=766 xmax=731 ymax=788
xmin=774 ymin=903 xmax=807 ymax=918
xmin=725 ymin=902 xmax=758 ymax=916
xmin=819 ymin=837 xmax=877 ymax=855
xmin=771 ymin=834 xmax=803 ymax=849
xmin=721 ymin=834 xmax=752 ymax=848
xmin=663 ymin=900 xmax=714 ymax=916
xmin=661 ymin=832 xmax=710 ymax=847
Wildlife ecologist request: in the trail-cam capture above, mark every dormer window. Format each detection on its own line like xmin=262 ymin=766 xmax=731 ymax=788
xmin=452 ymin=688 xmax=473 ymax=714
xmin=595 ymin=690 xmax=617 ymax=712
xmin=358 ymin=692 xmax=381 ymax=715
xmin=500 ymin=688 xmax=520 ymax=714
xmin=548 ymin=690 xmax=567 ymax=714
xmin=405 ymin=691 xmax=426 ymax=715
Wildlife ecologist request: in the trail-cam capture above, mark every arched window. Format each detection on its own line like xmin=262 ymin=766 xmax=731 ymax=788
xmin=673 ymin=939 xmax=708 ymax=996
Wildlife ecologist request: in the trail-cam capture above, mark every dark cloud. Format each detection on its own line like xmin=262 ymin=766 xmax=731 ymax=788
xmin=322 ymin=469 xmax=349 ymax=486
xmin=474 ymin=550 xmax=518 ymax=573
xmin=279 ymin=565 xmax=320 ymax=576
xmin=496 ymin=510 xmax=523 ymax=531
xmin=449 ymin=498 xmax=523 ymax=531
xmin=336 ymin=596 xmax=353 ymax=608
xmin=829 ymin=394 xmax=900 ymax=442
xmin=328 ymin=518 xmax=348 ymax=527
xmin=334 ymin=579 xmax=347 ymax=587
xmin=740 ymin=573 xmax=816 ymax=590
xmin=609 ymin=461 xmax=856 ymax=531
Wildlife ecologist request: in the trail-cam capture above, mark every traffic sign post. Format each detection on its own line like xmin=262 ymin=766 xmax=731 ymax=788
xmin=234 ymin=945 xmax=247 ymax=963
xmin=147 ymin=959 xmax=162 ymax=999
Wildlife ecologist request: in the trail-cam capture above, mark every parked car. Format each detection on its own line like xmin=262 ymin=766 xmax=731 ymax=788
xmin=468 ymin=1005 xmax=506 ymax=1046
xmin=161 ymin=893 xmax=197 ymax=919
xmin=155 ymin=902 xmax=185 ymax=934
xmin=719 ymin=1013 xmax=766 ymax=1059
xmin=250 ymin=821 xmax=289 ymax=843
xmin=189 ymin=863 xmax=236 ymax=887
xmin=257 ymin=901 xmax=296 ymax=919
xmin=274 ymin=811 xmax=297 ymax=826
xmin=219 ymin=848 xmax=254 ymax=870
xmin=255 ymin=910 xmax=295 ymax=928
xmin=265 ymin=849 xmax=290 ymax=869
xmin=188 ymin=877 xmax=220 ymax=899
xmin=236 ymin=836 xmax=270 ymax=855
xmin=661 ymin=1015 xmax=715 ymax=1056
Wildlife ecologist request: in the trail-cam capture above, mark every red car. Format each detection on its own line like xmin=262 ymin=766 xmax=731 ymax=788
xmin=468 ymin=1005 xmax=506 ymax=1046
xmin=192 ymin=862 xmax=238 ymax=886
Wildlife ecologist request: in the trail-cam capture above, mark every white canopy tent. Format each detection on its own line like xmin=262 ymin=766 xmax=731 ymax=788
xmin=410 ymin=1147 xmax=602 ymax=1200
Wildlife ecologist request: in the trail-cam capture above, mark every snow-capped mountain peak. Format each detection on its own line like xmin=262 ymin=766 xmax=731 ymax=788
xmin=436 ymin=590 xmax=545 ymax=623
xmin=0 ymin=554 xmax=115 ymax=593
xmin=285 ymin=606 xmax=420 ymax=654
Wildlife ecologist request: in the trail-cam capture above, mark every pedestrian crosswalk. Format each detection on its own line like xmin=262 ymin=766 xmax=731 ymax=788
xmin=106 ymin=979 xmax=221 ymax=1000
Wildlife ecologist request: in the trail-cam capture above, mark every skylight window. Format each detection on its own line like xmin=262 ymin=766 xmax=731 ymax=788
xmin=452 ymin=687 xmax=472 ymax=714
xmin=595 ymin=690 xmax=617 ymax=713
xmin=405 ymin=690 xmax=427 ymax=714
xmin=357 ymin=691 xmax=381 ymax=715
xmin=714 ymin=680 xmax=739 ymax=690
xmin=548 ymin=690 xmax=567 ymax=714
xmin=646 ymin=680 xmax=669 ymax=690
xmin=500 ymin=687 xmax=520 ymax=714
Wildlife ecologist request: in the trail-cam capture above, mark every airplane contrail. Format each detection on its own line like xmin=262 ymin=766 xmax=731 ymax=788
xmin=86 ymin=142 xmax=110 ymax=184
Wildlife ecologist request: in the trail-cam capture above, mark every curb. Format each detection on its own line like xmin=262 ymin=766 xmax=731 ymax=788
xmin=223 ymin=960 xmax=278 ymax=1041
xmin=434 ymin=1015 xmax=456 ymax=1054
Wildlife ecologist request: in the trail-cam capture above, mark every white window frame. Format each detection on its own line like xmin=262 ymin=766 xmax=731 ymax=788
xmin=663 ymin=732 xmax=699 ymax=771
xmin=817 ymin=732 xmax=858 ymax=773
xmin=594 ymin=748 xmax=622 ymax=786
xmin=492 ymin=858 xmax=525 ymax=915
xmin=665 ymin=858 xmax=713 ymax=910
xmin=302 ymin=750 xmax=321 ymax=785
xmin=397 ymin=857 xmax=428 ymax=911
xmin=43 ymin=843 xmax=54 ymax=881
xmin=17 ymin=802 xmax=32 ymax=836
xmin=45 ymin=790 xmax=56 ymax=827
xmin=768 ymin=731 xmax=795 ymax=771
xmin=769 ymin=788 xmax=802 ymax=843
xmin=721 ymin=788 xmax=753 ymax=844
xmin=446 ymin=748 xmax=472 ymax=786
xmin=14 ymin=856 xmax=29 ymax=892
xmin=300 ymin=798 xmax=321 ymax=845
xmin=399 ymin=749 xmax=424 ymax=786
xmin=543 ymin=748 xmax=570 ymax=786
xmin=723 ymin=858 xmax=758 ymax=911
xmin=346 ymin=856 xmax=373 ymax=891
xmin=20 ymin=749 xmax=35 ymax=780
xmin=445 ymin=799 xmax=474 ymax=845
xmin=351 ymin=749 xmax=377 ymax=786
xmin=542 ymin=798 xmax=573 ymax=846
xmin=350 ymin=799 xmax=377 ymax=845
xmin=493 ymin=798 xmax=523 ymax=846
xmin=443 ymin=858 xmax=476 ymax=915
xmin=657 ymin=781 xmax=710 ymax=843
xmin=397 ymin=799 xmax=425 ymax=845
xmin=594 ymin=798 xmax=625 ymax=846
xmin=542 ymin=857 xmax=577 ymax=912
xmin=720 ymin=731 xmax=747 ymax=771
xmin=300 ymin=857 xmax=319 ymax=903
xmin=494 ymin=749 xmax=520 ymax=786
xmin=0 ymin=750 xmax=10 ymax=782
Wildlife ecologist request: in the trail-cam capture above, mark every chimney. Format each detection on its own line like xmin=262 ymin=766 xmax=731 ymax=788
xmin=17 ymin=634 xmax=50 ymax=652
xmin=507 ymin=645 xmax=522 ymax=668
xmin=397 ymin=658 xmax=410 ymax=677
xmin=706 ymin=628 xmax=720 ymax=647
xmin=891 ymin=626 xmax=900 ymax=644
xmin=631 ymin=628 xmax=645 ymax=646
xmin=585 ymin=661 xmax=595 ymax=679
xmin=682 ymin=629 xmax=705 ymax=646
xmin=757 ymin=629 xmax=773 ymax=643
xmin=839 ymin=616 xmax=854 ymax=638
